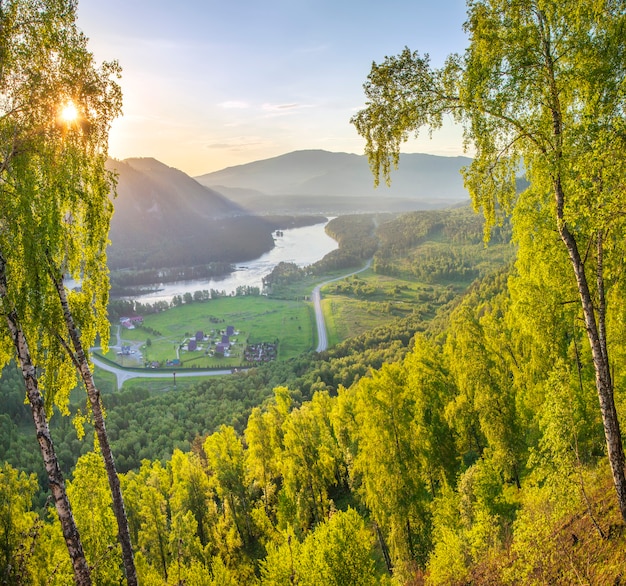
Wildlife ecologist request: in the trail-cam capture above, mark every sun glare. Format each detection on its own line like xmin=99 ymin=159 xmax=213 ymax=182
xmin=60 ymin=102 xmax=78 ymax=123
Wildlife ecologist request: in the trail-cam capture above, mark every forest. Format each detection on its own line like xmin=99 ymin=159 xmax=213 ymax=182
xmin=4 ymin=252 xmax=626 ymax=583
xmin=2 ymin=0 xmax=626 ymax=584
xmin=2 ymin=196 xmax=625 ymax=583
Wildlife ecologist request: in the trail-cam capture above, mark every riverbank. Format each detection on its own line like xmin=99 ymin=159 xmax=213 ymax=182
xmin=109 ymin=218 xmax=339 ymax=305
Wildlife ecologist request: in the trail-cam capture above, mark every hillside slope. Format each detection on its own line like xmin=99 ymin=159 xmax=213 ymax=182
xmin=107 ymin=158 xmax=276 ymax=270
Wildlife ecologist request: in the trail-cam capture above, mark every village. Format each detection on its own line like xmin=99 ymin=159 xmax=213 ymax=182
xmin=117 ymin=315 xmax=279 ymax=369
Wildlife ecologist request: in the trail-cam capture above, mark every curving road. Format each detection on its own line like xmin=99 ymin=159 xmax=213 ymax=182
xmin=90 ymin=354 xmax=233 ymax=389
xmin=93 ymin=259 xmax=372 ymax=387
xmin=312 ymin=259 xmax=372 ymax=352
xmin=91 ymin=326 xmax=234 ymax=389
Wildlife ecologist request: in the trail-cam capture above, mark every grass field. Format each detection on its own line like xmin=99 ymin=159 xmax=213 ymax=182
xmin=120 ymin=376 xmax=214 ymax=394
xmin=266 ymin=269 xmax=363 ymax=300
xmin=93 ymin=369 xmax=118 ymax=395
xmin=105 ymin=296 xmax=315 ymax=369
xmin=320 ymin=269 xmax=460 ymax=345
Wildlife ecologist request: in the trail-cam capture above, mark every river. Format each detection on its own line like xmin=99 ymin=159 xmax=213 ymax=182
xmin=126 ymin=220 xmax=338 ymax=304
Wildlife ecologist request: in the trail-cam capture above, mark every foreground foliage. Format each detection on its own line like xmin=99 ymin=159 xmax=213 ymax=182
xmin=0 ymin=0 xmax=133 ymax=582
xmin=3 ymin=253 xmax=626 ymax=583
xmin=353 ymin=0 xmax=626 ymax=520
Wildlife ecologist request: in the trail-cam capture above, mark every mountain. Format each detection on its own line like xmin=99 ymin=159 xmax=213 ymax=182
xmin=112 ymin=157 xmax=239 ymax=220
xmin=107 ymin=158 xmax=278 ymax=270
xmin=105 ymin=151 xmax=473 ymax=270
xmin=195 ymin=150 xmax=472 ymax=213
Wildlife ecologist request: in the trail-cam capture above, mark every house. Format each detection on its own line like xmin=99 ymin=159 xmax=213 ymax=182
xmin=188 ymin=339 xmax=197 ymax=351
xmin=226 ymin=325 xmax=235 ymax=336
xmin=221 ymin=334 xmax=230 ymax=345
xmin=120 ymin=315 xmax=143 ymax=329
xmin=195 ymin=330 xmax=204 ymax=341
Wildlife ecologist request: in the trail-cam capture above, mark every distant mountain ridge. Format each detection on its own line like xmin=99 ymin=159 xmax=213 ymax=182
xmin=110 ymin=157 xmax=242 ymax=222
xmin=195 ymin=150 xmax=472 ymax=211
xmin=105 ymin=151 xmax=473 ymax=271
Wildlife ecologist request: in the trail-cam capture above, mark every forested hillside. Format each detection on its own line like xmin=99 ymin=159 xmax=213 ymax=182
xmin=5 ymin=250 xmax=626 ymax=583
xmin=4 ymin=192 xmax=626 ymax=583
xmin=2 ymin=0 xmax=626 ymax=583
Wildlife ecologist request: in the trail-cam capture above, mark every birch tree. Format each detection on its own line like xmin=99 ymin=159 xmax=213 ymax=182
xmin=0 ymin=0 xmax=133 ymax=582
xmin=351 ymin=362 xmax=431 ymax=578
xmin=352 ymin=0 xmax=626 ymax=520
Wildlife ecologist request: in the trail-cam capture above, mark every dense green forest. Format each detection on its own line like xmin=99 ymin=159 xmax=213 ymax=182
xmin=4 ymin=197 xmax=626 ymax=583
xmin=3 ymin=0 xmax=626 ymax=583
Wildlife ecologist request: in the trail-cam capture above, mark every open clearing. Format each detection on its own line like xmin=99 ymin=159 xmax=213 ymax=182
xmin=104 ymin=296 xmax=315 ymax=369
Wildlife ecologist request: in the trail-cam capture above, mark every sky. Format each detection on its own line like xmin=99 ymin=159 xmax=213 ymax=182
xmin=77 ymin=0 xmax=470 ymax=177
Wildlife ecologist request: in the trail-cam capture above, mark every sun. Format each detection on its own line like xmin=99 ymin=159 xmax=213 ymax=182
xmin=60 ymin=102 xmax=78 ymax=123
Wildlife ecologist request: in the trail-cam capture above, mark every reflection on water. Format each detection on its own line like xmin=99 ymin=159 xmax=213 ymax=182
xmin=128 ymin=220 xmax=338 ymax=303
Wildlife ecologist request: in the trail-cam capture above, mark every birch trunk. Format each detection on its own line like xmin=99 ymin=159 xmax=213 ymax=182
xmin=555 ymin=181 xmax=626 ymax=522
xmin=0 ymin=253 xmax=92 ymax=585
xmin=542 ymin=16 xmax=626 ymax=521
xmin=50 ymin=268 xmax=138 ymax=586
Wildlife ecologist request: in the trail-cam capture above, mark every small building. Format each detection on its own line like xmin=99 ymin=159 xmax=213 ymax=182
xmin=195 ymin=330 xmax=204 ymax=341
xmin=215 ymin=342 xmax=228 ymax=355
xmin=221 ymin=334 xmax=230 ymax=345
xmin=226 ymin=325 xmax=235 ymax=336
xmin=119 ymin=315 xmax=143 ymax=329
xmin=188 ymin=339 xmax=197 ymax=351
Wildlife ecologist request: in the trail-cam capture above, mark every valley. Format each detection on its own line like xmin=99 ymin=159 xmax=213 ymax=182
xmin=4 ymin=3 xmax=625 ymax=583
xmin=0 ymin=204 xmax=512 ymax=472
xmin=5 ymin=172 xmax=622 ymax=584
xmin=0 ymin=147 xmax=523 ymax=583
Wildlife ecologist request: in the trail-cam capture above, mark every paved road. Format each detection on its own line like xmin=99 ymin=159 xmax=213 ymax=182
xmin=93 ymin=259 xmax=372 ymax=386
xmin=312 ymin=259 xmax=372 ymax=352
xmin=90 ymin=354 xmax=233 ymax=389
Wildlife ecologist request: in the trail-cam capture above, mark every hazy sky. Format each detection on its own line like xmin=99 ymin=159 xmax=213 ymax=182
xmin=77 ymin=0 xmax=469 ymax=176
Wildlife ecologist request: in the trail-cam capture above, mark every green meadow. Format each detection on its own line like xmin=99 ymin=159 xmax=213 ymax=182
xmin=105 ymin=296 xmax=315 ymax=369
xmin=320 ymin=269 xmax=456 ymax=346
xmin=101 ymin=265 xmax=467 ymax=372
